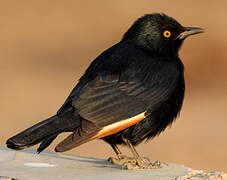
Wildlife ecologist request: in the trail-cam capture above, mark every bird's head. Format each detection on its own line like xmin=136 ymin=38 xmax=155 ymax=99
xmin=123 ymin=13 xmax=204 ymax=56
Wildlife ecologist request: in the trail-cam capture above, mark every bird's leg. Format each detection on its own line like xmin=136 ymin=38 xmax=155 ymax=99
xmin=122 ymin=137 xmax=162 ymax=170
xmin=107 ymin=142 xmax=137 ymax=165
xmin=109 ymin=142 xmax=124 ymax=159
xmin=123 ymin=137 xmax=143 ymax=162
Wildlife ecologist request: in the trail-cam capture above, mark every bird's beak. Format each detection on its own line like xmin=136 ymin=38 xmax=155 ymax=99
xmin=176 ymin=27 xmax=205 ymax=39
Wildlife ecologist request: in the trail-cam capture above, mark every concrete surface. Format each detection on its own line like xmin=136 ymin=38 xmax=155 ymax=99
xmin=0 ymin=146 xmax=226 ymax=180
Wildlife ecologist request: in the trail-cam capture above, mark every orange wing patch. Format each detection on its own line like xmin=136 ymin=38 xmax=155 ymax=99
xmin=93 ymin=112 xmax=146 ymax=139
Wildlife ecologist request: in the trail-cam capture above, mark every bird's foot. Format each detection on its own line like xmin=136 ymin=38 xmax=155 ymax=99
xmin=107 ymin=154 xmax=138 ymax=165
xmin=108 ymin=155 xmax=161 ymax=169
xmin=122 ymin=159 xmax=162 ymax=170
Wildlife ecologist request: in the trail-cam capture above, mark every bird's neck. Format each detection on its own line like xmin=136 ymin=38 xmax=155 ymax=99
xmin=122 ymin=40 xmax=179 ymax=58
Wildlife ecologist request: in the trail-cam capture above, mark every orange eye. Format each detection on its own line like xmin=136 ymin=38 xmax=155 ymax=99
xmin=163 ymin=30 xmax=171 ymax=38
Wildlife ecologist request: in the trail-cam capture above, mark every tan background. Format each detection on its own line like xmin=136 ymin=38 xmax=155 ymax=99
xmin=0 ymin=0 xmax=226 ymax=172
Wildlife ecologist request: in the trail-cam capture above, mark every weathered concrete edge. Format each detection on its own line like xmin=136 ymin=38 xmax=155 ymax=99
xmin=0 ymin=146 xmax=226 ymax=180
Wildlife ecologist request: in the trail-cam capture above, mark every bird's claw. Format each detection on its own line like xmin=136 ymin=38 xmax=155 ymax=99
xmin=108 ymin=156 xmax=162 ymax=170
xmin=122 ymin=159 xmax=162 ymax=170
xmin=107 ymin=155 xmax=137 ymax=165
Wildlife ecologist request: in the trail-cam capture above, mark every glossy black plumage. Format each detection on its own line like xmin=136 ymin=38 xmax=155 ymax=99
xmin=6 ymin=13 xmax=203 ymax=157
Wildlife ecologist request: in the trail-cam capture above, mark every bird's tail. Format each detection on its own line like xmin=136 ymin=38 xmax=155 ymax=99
xmin=6 ymin=108 xmax=80 ymax=153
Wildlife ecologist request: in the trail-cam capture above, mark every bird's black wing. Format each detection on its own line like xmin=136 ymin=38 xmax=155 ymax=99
xmin=72 ymin=59 xmax=179 ymax=127
xmin=57 ymin=43 xmax=180 ymax=128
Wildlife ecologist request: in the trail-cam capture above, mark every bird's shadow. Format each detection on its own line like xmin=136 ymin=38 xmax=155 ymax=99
xmin=1 ymin=147 xmax=121 ymax=169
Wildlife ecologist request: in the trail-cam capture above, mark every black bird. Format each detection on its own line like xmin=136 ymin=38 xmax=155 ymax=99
xmin=6 ymin=13 xmax=204 ymax=169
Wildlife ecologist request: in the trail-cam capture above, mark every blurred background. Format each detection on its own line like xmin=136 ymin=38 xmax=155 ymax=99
xmin=0 ymin=0 xmax=226 ymax=172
